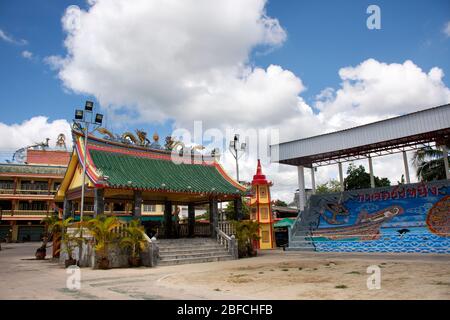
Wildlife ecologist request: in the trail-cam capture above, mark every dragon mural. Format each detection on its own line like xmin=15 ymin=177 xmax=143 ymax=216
xmin=289 ymin=180 xmax=450 ymax=253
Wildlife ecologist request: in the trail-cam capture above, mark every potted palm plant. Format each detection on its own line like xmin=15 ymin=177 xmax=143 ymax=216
xmin=87 ymin=215 xmax=121 ymax=269
xmin=120 ymin=219 xmax=148 ymax=267
xmin=35 ymin=214 xmax=60 ymax=260
xmin=55 ymin=217 xmax=82 ymax=267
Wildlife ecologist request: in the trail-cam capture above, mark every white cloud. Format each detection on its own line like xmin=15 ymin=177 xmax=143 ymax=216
xmin=443 ymin=21 xmax=450 ymax=37
xmin=0 ymin=28 xmax=27 ymax=45
xmin=0 ymin=117 xmax=72 ymax=155
xmin=47 ymin=0 xmax=450 ymax=202
xmin=21 ymin=50 xmax=33 ymax=59
xmin=47 ymin=0 xmax=287 ymax=128
xmin=315 ymin=59 xmax=450 ymax=131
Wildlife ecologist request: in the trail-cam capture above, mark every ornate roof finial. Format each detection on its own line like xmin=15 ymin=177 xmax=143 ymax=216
xmin=153 ymin=132 xmax=159 ymax=142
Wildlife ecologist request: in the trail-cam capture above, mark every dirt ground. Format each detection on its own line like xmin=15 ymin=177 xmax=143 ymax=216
xmin=0 ymin=243 xmax=449 ymax=300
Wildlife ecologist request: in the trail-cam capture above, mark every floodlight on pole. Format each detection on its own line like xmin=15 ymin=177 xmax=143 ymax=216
xmin=85 ymin=100 xmax=94 ymax=111
xmin=73 ymin=100 xmax=102 ymax=266
xmin=95 ymin=113 xmax=103 ymax=125
xmin=228 ymin=134 xmax=246 ymax=182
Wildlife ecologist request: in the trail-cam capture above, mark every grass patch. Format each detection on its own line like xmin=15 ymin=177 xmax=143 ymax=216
xmin=335 ymin=285 xmax=348 ymax=289
xmin=435 ymin=281 xmax=450 ymax=286
xmin=298 ymin=267 xmax=303 ymax=270
xmin=281 ymin=268 xmax=289 ymax=272
xmin=258 ymin=271 xmax=264 ymax=274
xmin=214 ymin=288 xmax=221 ymax=291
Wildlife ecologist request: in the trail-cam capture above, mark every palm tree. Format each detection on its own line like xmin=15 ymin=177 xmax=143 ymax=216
xmin=232 ymin=220 xmax=260 ymax=258
xmin=35 ymin=214 xmax=61 ymax=259
xmin=87 ymin=215 xmax=121 ymax=269
xmin=120 ymin=219 xmax=147 ymax=266
xmin=412 ymin=144 xmax=450 ymax=181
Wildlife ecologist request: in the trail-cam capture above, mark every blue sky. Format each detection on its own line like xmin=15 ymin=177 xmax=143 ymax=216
xmin=0 ymin=0 xmax=449 ymax=201
xmin=1 ymin=0 xmax=449 ymax=127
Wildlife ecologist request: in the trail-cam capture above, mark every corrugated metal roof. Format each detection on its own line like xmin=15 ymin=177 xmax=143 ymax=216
xmin=271 ymin=104 xmax=450 ymax=166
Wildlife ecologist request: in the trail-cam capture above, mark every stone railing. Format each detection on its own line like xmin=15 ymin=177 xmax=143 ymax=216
xmin=218 ymin=221 xmax=235 ymax=236
xmin=215 ymin=227 xmax=238 ymax=259
xmin=60 ymin=224 xmax=159 ymax=268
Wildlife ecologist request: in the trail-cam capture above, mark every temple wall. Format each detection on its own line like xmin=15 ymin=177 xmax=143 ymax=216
xmin=296 ymin=180 xmax=449 ymax=254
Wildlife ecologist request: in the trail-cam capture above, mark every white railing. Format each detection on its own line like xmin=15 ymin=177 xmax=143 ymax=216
xmin=216 ymin=227 xmax=238 ymax=259
xmin=218 ymin=221 xmax=235 ymax=236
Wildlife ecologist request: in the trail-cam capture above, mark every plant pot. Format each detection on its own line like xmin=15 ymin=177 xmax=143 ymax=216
xmin=35 ymin=247 xmax=46 ymax=260
xmin=98 ymin=257 xmax=110 ymax=269
xmin=128 ymin=257 xmax=141 ymax=267
xmin=65 ymin=258 xmax=77 ymax=268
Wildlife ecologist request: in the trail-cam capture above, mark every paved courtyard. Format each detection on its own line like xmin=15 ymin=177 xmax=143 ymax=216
xmin=0 ymin=242 xmax=449 ymax=300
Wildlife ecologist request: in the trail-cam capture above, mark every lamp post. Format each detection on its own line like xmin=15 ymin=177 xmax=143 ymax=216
xmin=73 ymin=101 xmax=103 ymax=264
xmin=229 ymin=134 xmax=246 ymax=182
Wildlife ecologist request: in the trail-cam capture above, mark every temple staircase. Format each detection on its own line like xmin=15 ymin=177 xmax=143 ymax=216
xmin=286 ymin=204 xmax=320 ymax=252
xmin=156 ymin=238 xmax=235 ymax=266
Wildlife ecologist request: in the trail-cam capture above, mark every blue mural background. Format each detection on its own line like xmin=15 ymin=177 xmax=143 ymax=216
xmin=306 ymin=180 xmax=449 ymax=254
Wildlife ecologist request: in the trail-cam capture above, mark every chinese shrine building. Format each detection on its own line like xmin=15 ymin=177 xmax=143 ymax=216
xmin=0 ymin=137 xmax=71 ymax=242
xmin=55 ymin=128 xmax=246 ymax=238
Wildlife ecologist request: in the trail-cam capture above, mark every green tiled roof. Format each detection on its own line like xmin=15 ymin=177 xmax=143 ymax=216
xmin=0 ymin=163 xmax=67 ymax=176
xmin=90 ymin=150 xmax=243 ymax=195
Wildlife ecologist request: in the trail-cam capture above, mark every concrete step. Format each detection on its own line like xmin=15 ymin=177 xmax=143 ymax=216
xmin=158 ymin=254 xmax=234 ymax=266
xmin=159 ymin=250 xmax=230 ymax=260
xmin=158 ymin=244 xmax=224 ymax=252
xmin=158 ymin=247 xmax=228 ymax=255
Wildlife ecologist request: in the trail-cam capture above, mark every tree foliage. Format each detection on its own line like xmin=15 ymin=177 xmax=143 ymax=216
xmin=224 ymin=199 xmax=250 ymax=220
xmin=272 ymin=199 xmax=288 ymax=207
xmin=316 ymin=179 xmax=342 ymax=194
xmin=344 ymin=163 xmax=390 ymax=190
xmin=412 ymin=145 xmax=450 ymax=182
xmin=231 ymin=220 xmax=260 ymax=258
xmin=119 ymin=219 xmax=147 ymax=259
xmin=87 ymin=215 xmax=121 ymax=260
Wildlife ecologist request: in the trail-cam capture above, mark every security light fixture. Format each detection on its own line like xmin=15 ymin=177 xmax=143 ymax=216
xmin=75 ymin=109 xmax=84 ymax=120
xmin=85 ymin=100 xmax=94 ymax=111
xmin=95 ymin=113 xmax=103 ymax=125
xmin=229 ymin=133 xmax=246 ymax=182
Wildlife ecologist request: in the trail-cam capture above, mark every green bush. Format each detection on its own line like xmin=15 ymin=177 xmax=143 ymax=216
xmin=232 ymin=220 xmax=260 ymax=258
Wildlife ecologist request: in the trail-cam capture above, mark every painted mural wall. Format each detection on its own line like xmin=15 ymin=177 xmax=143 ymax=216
xmin=304 ymin=180 xmax=449 ymax=254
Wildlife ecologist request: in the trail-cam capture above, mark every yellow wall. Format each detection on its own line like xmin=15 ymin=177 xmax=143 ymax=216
xmin=68 ymin=163 xmax=93 ymax=190
xmin=259 ymin=224 xmax=273 ymax=250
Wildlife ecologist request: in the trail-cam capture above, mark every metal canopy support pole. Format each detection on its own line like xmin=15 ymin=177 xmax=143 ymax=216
xmin=442 ymin=145 xmax=450 ymax=180
xmin=164 ymin=201 xmax=172 ymax=238
xmin=338 ymin=162 xmax=344 ymax=192
xmin=402 ymin=151 xmax=411 ymax=184
xmin=188 ymin=203 xmax=195 ymax=237
xmin=311 ymin=167 xmax=316 ymax=194
xmin=297 ymin=165 xmax=306 ymax=211
xmin=368 ymin=156 xmax=375 ymax=188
